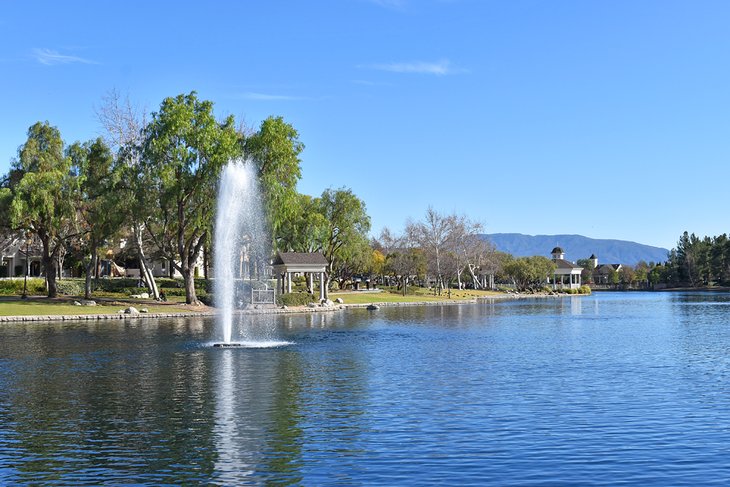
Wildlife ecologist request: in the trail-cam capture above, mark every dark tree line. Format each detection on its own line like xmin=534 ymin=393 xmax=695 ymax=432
xmin=663 ymin=231 xmax=730 ymax=287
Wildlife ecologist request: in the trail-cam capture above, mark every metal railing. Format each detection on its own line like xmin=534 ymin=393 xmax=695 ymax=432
xmin=251 ymin=288 xmax=276 ymax=305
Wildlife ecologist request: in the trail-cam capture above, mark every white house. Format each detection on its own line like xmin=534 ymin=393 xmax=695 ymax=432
xmin=547 ymin=247 xmax=583 ymax=290
xmin=0 ymin=233 xmax=42 ymax=278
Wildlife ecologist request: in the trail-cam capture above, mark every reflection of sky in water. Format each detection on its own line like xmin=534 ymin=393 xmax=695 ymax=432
xmin=3 ymin=294 xmax=730 ymax=484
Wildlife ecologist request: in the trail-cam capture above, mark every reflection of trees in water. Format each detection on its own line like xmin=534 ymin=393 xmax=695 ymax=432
xmin=0 ymin=319 xmax=218 ymax=484
xmin=0 ymin=313 xmax=372 ymax=484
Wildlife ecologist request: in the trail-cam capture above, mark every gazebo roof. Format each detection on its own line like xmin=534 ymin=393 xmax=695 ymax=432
xmin=554 ymin=258 xmax=582 ymax=270
xmin=272 ymin=252 xmax=328 ymax=266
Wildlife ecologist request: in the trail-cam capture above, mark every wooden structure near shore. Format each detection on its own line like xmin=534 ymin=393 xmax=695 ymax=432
xmin=272 ymin=252 xmax=329 ymax=301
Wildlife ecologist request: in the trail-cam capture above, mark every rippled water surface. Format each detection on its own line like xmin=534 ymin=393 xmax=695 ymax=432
xmin=2 ymin=292 xmax=730 ymax=485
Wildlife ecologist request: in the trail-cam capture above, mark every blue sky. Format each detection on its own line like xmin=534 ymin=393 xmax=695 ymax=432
xmin=1 ymin=0 xmax=729 ymax=250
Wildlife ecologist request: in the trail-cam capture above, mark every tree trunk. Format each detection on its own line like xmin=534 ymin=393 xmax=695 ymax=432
xmin=468 ymin=264 xmax=481 ymax=289
xmin=43 ymin=254 xmax=57 ymax=298
xmin=203 ymin=245 xmax=209 ymax=281
xmin=183 ymin=265 xmax=200 ymax=305
xmin=134 ymin=222 xmax=159 ymax=300
xmin=84 ymin=263 xmax=93 ymax=300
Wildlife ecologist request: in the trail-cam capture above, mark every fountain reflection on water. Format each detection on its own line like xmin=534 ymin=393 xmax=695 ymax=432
xmin=213 ymin=159 xmax=290 ymax=347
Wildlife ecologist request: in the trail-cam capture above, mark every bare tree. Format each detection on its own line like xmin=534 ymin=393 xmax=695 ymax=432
xmin=410 ymin=207 xmax=455 ymax=295
xmin=95 ymin=90 xmax=160 ymax=300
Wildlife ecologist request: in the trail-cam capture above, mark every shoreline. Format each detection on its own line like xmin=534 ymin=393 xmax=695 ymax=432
xmin=0 ymin=291 xmax=587 ymax=323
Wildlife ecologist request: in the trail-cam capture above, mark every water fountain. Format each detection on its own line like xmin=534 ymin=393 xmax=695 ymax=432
xmin=212 ymin=159 xmax=273 ymax=347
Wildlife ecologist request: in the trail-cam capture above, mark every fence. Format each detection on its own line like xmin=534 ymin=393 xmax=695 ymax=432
xmin=251 ymin=288 xmax=276 ymax=305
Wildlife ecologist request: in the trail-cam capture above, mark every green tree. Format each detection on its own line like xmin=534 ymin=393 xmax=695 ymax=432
xmin=504 ymin=255 xmax=556 ymax=291
xmin=648 ymin=263 xmax=665 ymax=287
xmin=245 ymin=116 xmax=304 ymax=249
xmin=142 ymin=92 xmax=241 ymax=305
xmin=608 ymin=268 xmax=620 ymax=287
xmin=95 ymin=90 xmax=161 ymax=299
xmin=67 ymin=138 xmax=122 ymax=299
xmin=576 ymin=258 xmax=594 ymax=284
xmin=0 ymin=180 xmax=11 ymax=230
xmin=9 ymin=122 xmax=80 ymax=297
xmin=276 ymin=193 xmax=328 ymax=253
xmin=619 ymin=265 xmax=636 ymax=288
xmin=317 ymin=187 xmax=371 ymax=292
xmin=634 ymin=261 xmax=650 ymax=288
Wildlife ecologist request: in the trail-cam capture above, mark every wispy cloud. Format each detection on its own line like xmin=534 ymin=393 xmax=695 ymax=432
xmin=32 ymin=48 xmax=97 ymax=66
xmin=360 ymin=59 xmax=466 ymax=76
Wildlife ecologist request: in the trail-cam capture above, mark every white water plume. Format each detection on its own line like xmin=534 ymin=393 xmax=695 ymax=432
xmin=213 ymin=159 xmax=269 ymax=344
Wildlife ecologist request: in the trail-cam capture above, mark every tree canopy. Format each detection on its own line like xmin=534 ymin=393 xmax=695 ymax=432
xmin=9 ymin=122 xmax=79 ymax=297
xmin=142 ymin=92 xmax=241 ymax=304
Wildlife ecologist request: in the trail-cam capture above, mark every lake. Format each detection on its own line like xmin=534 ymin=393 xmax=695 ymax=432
xmin=2 ymin=292 xmax=730 ymax=485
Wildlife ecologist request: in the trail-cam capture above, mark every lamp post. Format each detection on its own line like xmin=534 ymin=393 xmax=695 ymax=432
xmin=21 ymin=233 xmax=31 ymax=299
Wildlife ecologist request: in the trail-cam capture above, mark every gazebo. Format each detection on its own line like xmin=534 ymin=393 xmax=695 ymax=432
xmin=548 ymin=247 xmax=583 ymax=290
xmin=272 ymin=252 xmax=329 ymax=301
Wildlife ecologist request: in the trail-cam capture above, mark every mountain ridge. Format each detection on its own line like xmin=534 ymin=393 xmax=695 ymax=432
xmin=482 ymin=233 xmax=669 ymax=266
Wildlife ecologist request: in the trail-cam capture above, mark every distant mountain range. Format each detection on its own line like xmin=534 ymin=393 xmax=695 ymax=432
xmin=482 ymin=233 xmax=670 ymax=266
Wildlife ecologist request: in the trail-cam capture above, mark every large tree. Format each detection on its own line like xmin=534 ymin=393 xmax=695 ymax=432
xmin=9 ymin=122 xmax=79 ymax=297
xmin=409 ymin=207 xmax=455 ymax=295
xmin=96 ymin=90 xmax=161 ymax=299
xmin=276 ymin=193 xmax=328 ymax=253
xmin=68 ymin=138 xmax=122 ymax=299
xmin=504 ymin=255 xmax=556 ymax=291
xmin=317 ymin=187 xmax=371 ymax=292
xmin=142 ymin=92 xmax=241 ymax=305
xmin=244 ymin=116 xmax=304 ymax=249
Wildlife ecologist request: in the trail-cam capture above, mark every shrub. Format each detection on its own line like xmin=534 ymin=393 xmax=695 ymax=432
xmin=578 ymin=285 xmax=592 ymax=294
xmin=56 ymin=279 xmax=85 ymax=296
xmin=0 ymin=278 xmax=46 ymax=296
xmin=277 ymin=292 xmax=315 ymax=307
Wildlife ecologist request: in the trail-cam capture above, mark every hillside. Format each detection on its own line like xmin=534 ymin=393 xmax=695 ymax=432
xmin=483 ymin=233 xmax=669 ymax=266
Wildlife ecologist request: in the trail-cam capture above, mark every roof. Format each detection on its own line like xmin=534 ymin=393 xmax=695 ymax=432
xmin=594 ymin=263 xmax=621 ymax=274
xmin=0 ymin=231 xmax=43 ymax=256
xmin=589 ymin=254 xmax=597 ymax=259
xmin=272 ymin=252 xmax=328 ymax=266
xmin=554 ymin=258 xmax=582 ymax=270
xmin=551 ymin=247 xmax=564 ymax=254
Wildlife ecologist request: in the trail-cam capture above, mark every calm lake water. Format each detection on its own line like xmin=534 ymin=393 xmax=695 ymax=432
xmin=2 ymin=292 xmax=730 ymax=485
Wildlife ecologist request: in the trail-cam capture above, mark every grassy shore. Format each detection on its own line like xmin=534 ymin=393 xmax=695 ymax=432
xmin=0 ymin=296 xmax=208 ymax=316
xmin=330 ymin=288 xmax=505 ymax=304
xmin=0 ymin=287 xmax=509 ymax=317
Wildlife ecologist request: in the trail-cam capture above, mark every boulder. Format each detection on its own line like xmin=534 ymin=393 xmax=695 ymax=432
xmin=74 ymin=301 xmax=81 ymax=306
xmin=80 ymin=299 xmax=96 ymax=306
xmin=367 ymin=304 xmax=380 ymax=310
xmin=129 ymin=294 xmax=141 ymax=299
xmin=140 ymin=308 xmax=149 ymax=313
xmin=140 ymin=292 xmax=150 ymax=299
xmin=308 ymin=302 xmax=318 ymax=308
xmin=321 ymin=299 xmax=334 ymax=307
xmin=335 ymin=298 xmax=344 ymax=304
xmin=124 ymin=306 xmax=140 ymax=315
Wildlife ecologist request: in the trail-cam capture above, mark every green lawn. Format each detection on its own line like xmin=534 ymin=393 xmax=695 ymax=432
xmin=0 ymin=297 xmax=207 ymax=316
xmin=330 ymin=288 xmax=504 ymax=305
